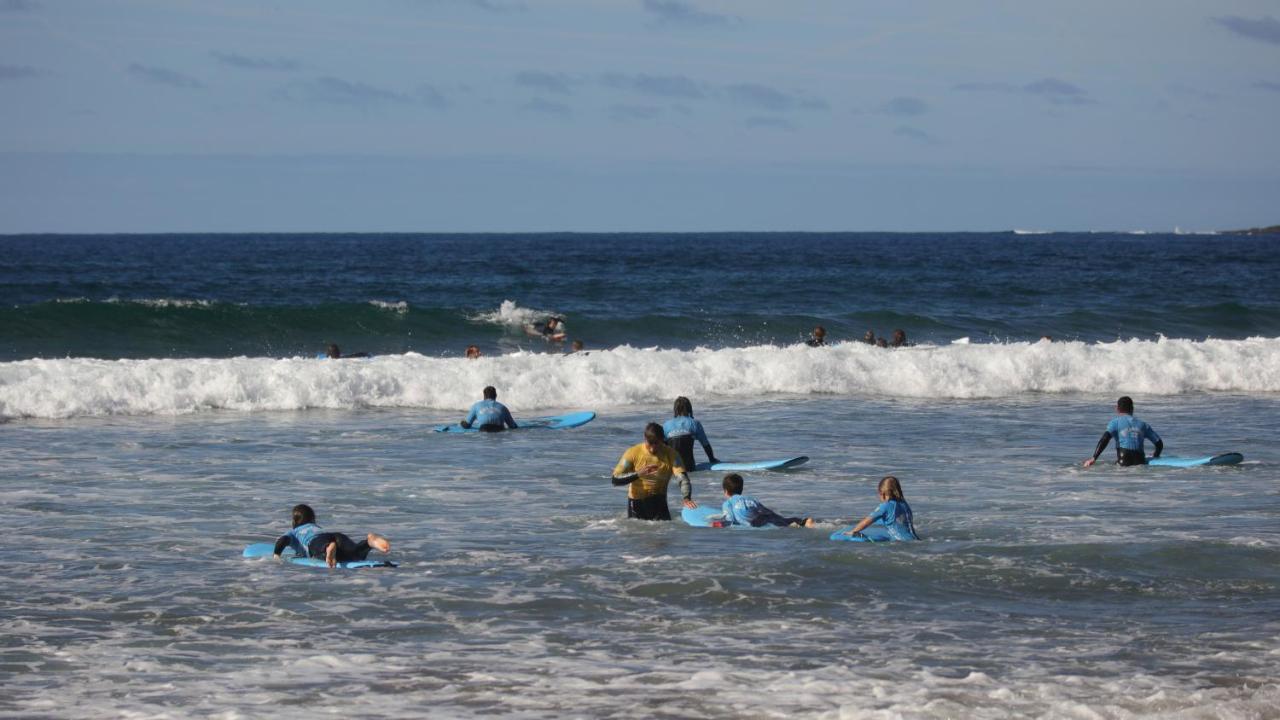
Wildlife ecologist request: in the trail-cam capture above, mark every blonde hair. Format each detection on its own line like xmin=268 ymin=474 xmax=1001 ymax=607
xmin=878 ymin=475 xmax=905 ymax=501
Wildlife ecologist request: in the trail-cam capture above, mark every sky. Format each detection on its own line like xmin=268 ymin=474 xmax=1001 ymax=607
xmin=1 ymin=0 xmax=1278 ymax=233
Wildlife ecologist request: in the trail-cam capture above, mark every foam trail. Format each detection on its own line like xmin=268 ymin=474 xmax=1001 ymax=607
xmin=2 ymin=337 xmax=1278 ymax=419
xmin=470 ymin=299 xmax=561 ymax=329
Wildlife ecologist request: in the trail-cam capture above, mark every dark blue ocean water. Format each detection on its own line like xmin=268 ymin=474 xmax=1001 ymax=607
xmin=2 ymin=232 xmax=1277 ymax=361
xmin=2 ymin=233 xmax=1278 ymax=718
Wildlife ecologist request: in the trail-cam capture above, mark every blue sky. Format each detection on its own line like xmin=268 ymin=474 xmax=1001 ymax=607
xmin=1 ymin=0 xmax=1277 ymax=232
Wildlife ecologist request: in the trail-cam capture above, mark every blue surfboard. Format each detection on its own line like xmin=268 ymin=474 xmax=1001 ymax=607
xmin=691 ymin=456 xmax=809 ymax=472
xmin=1147 ymin=452 xmax=1243 ymax=468
xmin=829 ymin=526 xmax=898 ymax=543
xmin=681 ymin=505 xmax=729 ymax=528
xmin=242 ymin=543 xmax=396 ymax=569
xmin=434 ymin=410 xmax=596 ymax=433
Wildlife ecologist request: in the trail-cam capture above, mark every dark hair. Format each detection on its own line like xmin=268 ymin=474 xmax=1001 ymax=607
xmin=326 ymin=343 xmax=340 ymax=358
xmin=673 ymin=396 xmax=693 ymax=417
xmin=722 ymin=473 xmax=744 ymax=495
xmin=813 ymin=325 xmax=826 ymax=336
xmin=878 ymin=476 xmax=905 ymax=502
xmin=1117 ymin=396 xmax=1134 ymax=414
xmin=483 ymin=386 xmax=497 ymax=400
xmin=644 ymin=422 xmax=665 ymax=444
xmin=291 ymin=503 xmax=316 ymax=528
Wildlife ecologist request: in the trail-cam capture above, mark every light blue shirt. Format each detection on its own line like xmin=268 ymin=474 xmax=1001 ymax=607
xmin=286 ymin=522 xmax=323 ymax=556
xmin=663 ymin=416 xmax=709 ymax=445
xmin=465 ymin=399 xmax=516 ymax=429
xmin=720 ymin=494 xmax=768 ymax=526
xmin=867 ymin=499 xmax=919 ymax=541
xmin=1106 ymin=414 xmax=1160 ymax=452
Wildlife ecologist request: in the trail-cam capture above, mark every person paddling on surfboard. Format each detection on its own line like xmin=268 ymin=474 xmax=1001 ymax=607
xmin=611 ymin=422 xmax=696 ymax=521
xmin=323 ymin=343 xmax=369 ymax=359
xmin=459 ymin=386 xmax=518 ymax=432
xmin=720 ymin=473 xmax=815 ymax=528
xmin=663 ymin=396 xmax=719 ymax=470
xmin=530 ymin=316 xmax=566 ymax=342
xmin=842 ymin=476 xmax=920 ymax=540
xmin=273 ymin=504 xmax=391 ymax=569
xmin=1083 ymin=395 xmax=1163 ymax=467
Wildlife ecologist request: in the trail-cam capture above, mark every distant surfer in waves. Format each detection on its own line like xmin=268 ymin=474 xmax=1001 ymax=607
xmin=806 ymin=325 xmax=827 ymax=347
xmin=465 ymin=344 xmax=482 ymax=359
xmin=273 ymin=503 xmax=391 ymax=569
xmin=459 ymin=386 xmax=518 ymax=432
xmin=1083 ymin=395 xmax=1163 ymax=467
xmin=663 ymin=396 xmax=719 ymax=470
xmin=528 ymin=316 xmax=566 ymax=342
xmin=324 ymin=343 xmax=369 ymax=359
xmin=862 ymin=330 xmax=877 ymax=345
xmin=890 ymin=329 xmax=909 ymax=348
xmin=611 ymin=422 xmax=696 ymax=520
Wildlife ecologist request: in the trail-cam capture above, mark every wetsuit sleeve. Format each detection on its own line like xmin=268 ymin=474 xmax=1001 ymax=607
xmin=503 ymin=406 xmax=517 ymax=429
xmin=1091 ymin=432 xmax=1111 ymax=461
xmin=612 ymin=448 xmax=637 ymax=484
xmin=869 ymin=501 xmax=891 ymax=524
xmin=273 ymin=534 xmax=290 ymax=555
xmin=460 ymin=404 xmax=477 ymax=429
xmin=693 ymin=421 xmax=710 ymax=447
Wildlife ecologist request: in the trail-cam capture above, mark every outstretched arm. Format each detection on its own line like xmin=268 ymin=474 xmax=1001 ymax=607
xmin=1083 ymin=432 xmax=1111 ymax=467
xmin=678 ymin=472 xmax=696 ymax=508
xmin=844 ymin=516 xmax=874 ymax=535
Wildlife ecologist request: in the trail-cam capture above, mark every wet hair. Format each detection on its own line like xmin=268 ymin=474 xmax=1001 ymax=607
xmin=722 ymin=473 xmax=744 ymax=496
xmin=291 ymin=503 xmax=316 ymax=528
xmin=673 ymin=396 xmax=693 ymax=417
xmin=1117 ymin=396 xmax=1134 ymax=414
xmin=878 ymin=476 xmax=905 ymax=502
xmin=326 ymin=343 xmax=340 ymax=358
xmin=644 ymin=422 xmax=665 ymax=445
xmin=813 ymin=325 xmax=826 ymax=337
xmin=483 ymin=386 xmax=497 ymax=400
xmin=465 ymin=344 xmax=481 ymax=358
xmin=892 ymin=329 xmax=906 ymax=345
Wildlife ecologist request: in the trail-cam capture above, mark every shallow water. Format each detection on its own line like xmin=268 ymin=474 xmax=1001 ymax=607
xmin=3 ymin=395 xmax=1277 ymax=718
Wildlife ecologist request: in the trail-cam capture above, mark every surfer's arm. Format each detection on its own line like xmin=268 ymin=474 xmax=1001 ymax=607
xmin=272 ymin=535 xmax=290 ymax=557
xmin=1151 ymin=438 xmax=1163 ymax=458
xmin=845 ymin=516 xmax=874 ymax=535
xmin=1084 ymin=432 xmax=1111 ymax=466
xmin=611 ymin=471 xmax=638 ymax=486
xmin=460 ymin=406 xmax=477 ymax=429
xmin=677 ymin=472 xmax=696 ymax=508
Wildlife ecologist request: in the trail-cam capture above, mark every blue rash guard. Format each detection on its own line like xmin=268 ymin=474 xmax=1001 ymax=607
xmin=277 ymin=522 xmax=323 ymax=557
xmin=465 ymin=399 xmax=517 ymax=430
xmin=663 ymin=416 xmax=710 ymax=446
xmin=865 ymin=499 xmax=920 ymax=541
xmin=1106 ymin=415 xmax=1161 ymax=453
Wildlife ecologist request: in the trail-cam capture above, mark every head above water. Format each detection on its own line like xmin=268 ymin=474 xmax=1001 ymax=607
xmin=291 ymin=503 xmax=316 ymax=528
xmin=571 ymin=339 xmax=584 ymax=352
xmin=673 ymin=396 xmax=693 ymax=417
xmin=326 ymin=343 xmax=341 ymax=358
xmin=878 ymin=476 xmax=905 ymax=502
xmin=891 ymin=329 xmax=907 ymax=346
xmin=722 ymin=473 xmax=744 ymax=496
xmin=863 ymin=330 xmax=876 ymax=343
xmin=465 ymin=344 xmax=481 ymax=359
xmin=643 ymin=422 xmax=665 ymax=448
xmin=1116 ymin=396 xmax=1134 ymax=414
xmin=483 ymin=386 xmax=497 ymax=400
xmin=812 ymin=325 xmax=826 ymax=340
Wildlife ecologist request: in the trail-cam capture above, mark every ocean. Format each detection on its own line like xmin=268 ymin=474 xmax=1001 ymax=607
xmin=1 ymin=232 xmax=1278 ymax=718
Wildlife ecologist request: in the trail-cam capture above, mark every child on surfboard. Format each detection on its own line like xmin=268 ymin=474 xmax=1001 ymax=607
xmin=273 ymin=504 xmax=391 ymax=568
xmin=718 ymin=473 xmax=815 ymax=528
xmin=841 ymin=476 xmax=920 ymax=540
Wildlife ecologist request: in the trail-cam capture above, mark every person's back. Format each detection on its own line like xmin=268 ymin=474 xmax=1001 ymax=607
xmin=463 ymin=386 xmax=517 ymax=431
xmin=663 ymin=396 xmax=718 ymax=469
xmin=868 ymin=497 xmax=919 ymax=541
xmin=1106 ymin=414 xmax=1159 ymax=465
xmin=721 ymin=493 xmax=770 ymax=526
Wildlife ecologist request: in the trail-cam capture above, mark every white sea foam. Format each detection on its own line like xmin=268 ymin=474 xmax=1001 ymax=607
xmin=2 ymin=337 xmax=1278 ymax=419
xmin=106 ymin=297 xmax=214 ymax=308
xmin=368 ymin=300 xmax=409 ymax=313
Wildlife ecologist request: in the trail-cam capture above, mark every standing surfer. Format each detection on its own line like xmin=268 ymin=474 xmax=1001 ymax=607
xmin=611 ymin=422 xmax=696 ymax=520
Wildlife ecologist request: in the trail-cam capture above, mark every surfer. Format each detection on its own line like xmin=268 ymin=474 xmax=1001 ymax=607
xmin=273 ymin=503 xmax=391 ymax=569
xmin=842 ymin=476 xmax=920 ymax=540
xmin=531 ymin=316 xmax=566 ymax=342
xmin=890 ymin=329 xmax=909 ymax=348
xmin=324 ymin=343 xmax=370 ymax=359
xmin=459 ymin=386 xmax=518 ymax=431
xmin=465 ymin=344 xmax=482 ymax=359
xmin=611 ymin=422 xmax=696 ymax=520
xmin=719 ymin=473 xmax=815 ymax=528
xmin=663 ymin=396 xmax=719 ymax=470
xmin=568 ymin=339 xmax=585 ymax=353
xmin=1083 ymin=395 xmax=1163 ymax=467
xmin=862 ymin=330 xmax=877 ymax=345
xmin=806 ymin=325 xmax=827 ymax=347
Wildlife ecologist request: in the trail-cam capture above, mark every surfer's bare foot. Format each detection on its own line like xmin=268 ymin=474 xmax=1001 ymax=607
xmin=367 ymin=533 xmax=390 ymax=553
xmin=325 ymin=541 xmax=337 ymax=568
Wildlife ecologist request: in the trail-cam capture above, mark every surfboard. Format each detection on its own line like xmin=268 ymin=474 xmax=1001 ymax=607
xmin=434 ymin=410 xmax=596 ymax=433
xmin=681 ymin=505 xmax=729 ymax=527
xmin=242 ymin=543 xmax=396 ymax=569
xmin=691 ymin=456 xmax=809 ymax=472
xmin=829 ymin=526 xmax=896 ymax=543
xmin=1147 ymin=452 xmax=1244 ymax=468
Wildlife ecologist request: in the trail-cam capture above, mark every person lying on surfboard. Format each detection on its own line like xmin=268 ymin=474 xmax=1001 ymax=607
xmin=842 ymin=476 xmax=920 ymax=540
xmin=273 ymin=503 xmax=391 ymax=569
xmin=611 ymin=422 xmax=696 ymax=521
xmin=459 ymin=386 xmax=518 ymax=432
xmin=529 ymin=316 xmax=566 ymax=342
xmin=719 ymin=473 xmax=815 ymax=528
xmin=1083 ymin=395 xmax=1163 ymax=467
xmin=663 ymin=396 xmax=719 ymax=470
xmin=322 ymin=343 xmax=369 ymax=359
